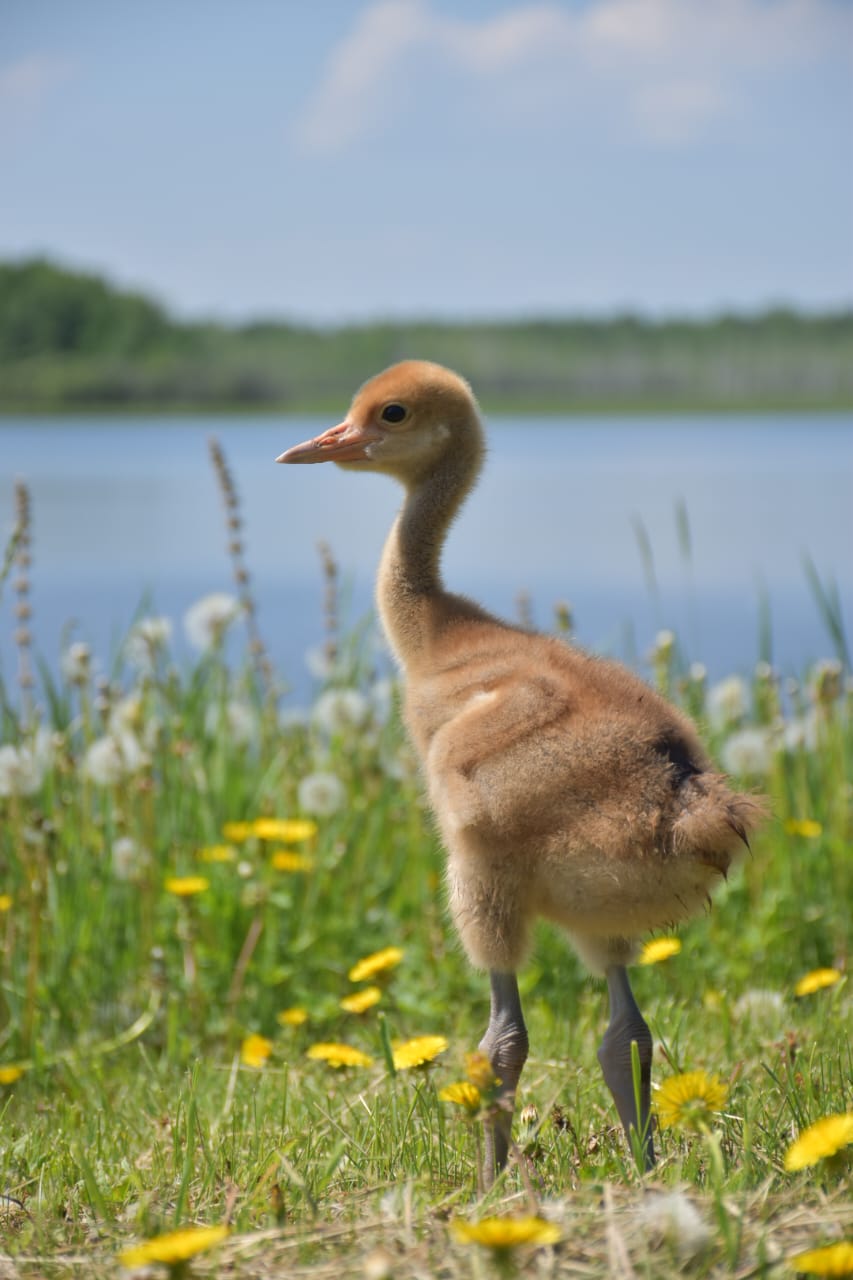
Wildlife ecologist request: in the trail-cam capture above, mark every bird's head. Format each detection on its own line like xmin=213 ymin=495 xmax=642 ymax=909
xmin=276 ymin=360 xmax=484 ymax=485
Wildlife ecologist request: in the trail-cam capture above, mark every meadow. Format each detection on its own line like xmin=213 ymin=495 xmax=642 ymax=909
xmin=0 ymin=447 xmax=850 ymax=1280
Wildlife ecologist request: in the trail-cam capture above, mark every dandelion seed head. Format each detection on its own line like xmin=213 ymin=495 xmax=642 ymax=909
xmin=707 ymin=675 xmax=748 ymax=729
xmin=312 ymin=688 xmax=371 ymax=737
xmin=111 ymin=836 xmax=149 ymax=882
xmin=0 ymin=743 xmax=44 ymax=797
xmin=184 ymin=592 xmax=241 ymax=651
xmin=298 ymin=771 xmax=345 ymax=816
xmin=720 ymin=726 xmax=773 ymax=776
xmin=61 ymin=641 xmax=91 ymax=684
xmin=82 ymin=733 xmax=146 ymax=785
xmin=125 ymin=615 xmax=172 ymax=671
xmin=204 ymin=699 xmax=257 ymax=745
xmin=637 ymin=1189 xmax=712 ymax=1260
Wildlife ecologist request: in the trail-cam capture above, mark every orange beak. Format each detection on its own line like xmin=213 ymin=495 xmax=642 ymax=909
xmin=276 ymin=420 xmax=382 ymax=465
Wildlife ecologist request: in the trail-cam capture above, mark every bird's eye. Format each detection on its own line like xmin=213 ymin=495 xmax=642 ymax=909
xmin=380 ymin=403 xmax=408 ymax=424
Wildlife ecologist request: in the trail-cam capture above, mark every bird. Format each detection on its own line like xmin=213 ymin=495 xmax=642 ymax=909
xmin=277 ymin=360 xmax=765 ymax=1184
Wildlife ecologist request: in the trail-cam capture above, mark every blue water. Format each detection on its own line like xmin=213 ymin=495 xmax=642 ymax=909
xmin=1 ymin=413 xmax=851 ymax=701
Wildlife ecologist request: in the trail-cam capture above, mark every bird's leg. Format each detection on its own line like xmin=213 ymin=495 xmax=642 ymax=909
xmin=478 ymin=970 xmax=529 ymax=1186
xmin=597 ymin=964 xmax=655 ymax=1170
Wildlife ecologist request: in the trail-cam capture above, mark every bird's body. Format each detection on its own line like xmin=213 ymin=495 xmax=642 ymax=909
xmin=279 ymin=360 xmax=764 ymax=1181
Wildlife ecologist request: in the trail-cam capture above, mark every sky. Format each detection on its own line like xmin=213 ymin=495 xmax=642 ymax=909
xmin=1 ymin=0 xmax=852 ymax=322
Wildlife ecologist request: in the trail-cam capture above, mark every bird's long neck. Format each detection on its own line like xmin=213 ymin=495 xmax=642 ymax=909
xmin=377 ymin=434 xmax=484 ymax=670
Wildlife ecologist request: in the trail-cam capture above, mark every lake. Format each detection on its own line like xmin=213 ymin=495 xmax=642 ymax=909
xmin=1 ymin=413 xmax=851 ymax=704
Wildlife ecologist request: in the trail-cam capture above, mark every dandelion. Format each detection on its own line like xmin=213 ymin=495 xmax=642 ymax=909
xmin=465 ymin=1050 xmax=501 ymax=1091
xmin=0 ymin=742 xmax=44 ymax=797
xmin=439 ymin=1081 xmax=482 ymax=1112
xmin=183 ymin=592 xmax=241 ymax=651
xmin=340 ymin=987 xmax=382 ymax=1014
xmin=197 ymin=844 xmax=238 ymax=863
xmin=782 ymin=713 xmax=819 ymax=753
xmin=306 ymin=1042 xmax=373 ymax=1068
xmin=125 ymin=615 xmax=172 ymax=671
xmin=252 ymin=818 xmax=317 ymax=842
xmin=392 ymin=1035 xmax=448 ymax=1070
xmin=809 ymin=658 xmax=843 ymax=706
xmin=452 ymin=1216 xmax=561 ymax=1249
xmin=733 ymin=989 xmax=784 ymax=1024
xmin=297 ymin=771 xmax=346 ymax=816
xmin=720 ymin=726 xmax=773 ymax=776
xmin=118 ymin=1224 xmax=230 ymax=1268
xmin=222 ymin=821 xmax=253 ymax=842
xmin=270 ymin=850 xmax=314 ymax=872
xmin=655 ymin=1071 xmax=728 ymax=1132
xmin=0 ymin=894 xmax=12 ymax=911
xmin=312 ymin=688 xmax=371 ymax=736
xmin=0 ymin=1066 xmax=25 ymax=1084
xmin=111 ymin=836 xmax=149 ymax=882
xmin=240 ymin=1033 xmax=273 ymax=1069
xmin=639 ymin=936 xmax=682 ymax=965
xmin=789 ymin=1241 xmax=853 ymax=1276
xmin=637 ymin=1189 xmax=712 ymax=1261
xmin=795 ymin=968 xmax=842 ymax=997
xmin=785 ymin=818 xmax=823 ymax=838
xmin=164 ymin=876 xmax=209 ymax=897
xmin=61 ymin=641 xmax=92 ymax=684
xmin=109 ymin=692 xmax=144 ymax=735
xmin=348 ymin=946 xmax=404 ymax=983
xmin=204 ymin=700 xmax=257 ymax=746
xmin=707 ymin=675 xmax=747 ymax=729
xmin=784 ymin=1115 xmax=853 ymax=1172
xmin=82 ymin=733 xmax=146 ymax=785
xmin=277 ymin=1007 xmax=308 ymax=1027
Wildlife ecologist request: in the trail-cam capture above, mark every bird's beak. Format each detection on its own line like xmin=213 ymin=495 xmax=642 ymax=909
xmin=276 ymin=420 xmax=382 ymax=465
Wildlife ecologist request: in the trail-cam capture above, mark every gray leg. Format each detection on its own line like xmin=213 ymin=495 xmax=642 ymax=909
xmin=478 ymin=970 xmax=529 ymax=1185
xmin=597 ymin=965 xmax=655 ymax=1169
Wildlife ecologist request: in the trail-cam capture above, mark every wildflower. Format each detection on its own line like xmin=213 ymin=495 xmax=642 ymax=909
xmin=639 ymin=936 xmax=682 ymax=965
xmin=240 ymin=1034 xmax=273 ymax=1068
xmin=61 ymin=641 xmax=92 ymax=684
xmin=452 ymin=1216 xmax=561 ymax=1249
xmin=733 ymin=989 xmax=784 ymax=1023
xmin=280 ymin=705 xmax=310 ymax=730
xmin=277 ymin=1007 xmax=308 ymax=1027
xmin=109 ymin=693 xmax=144 ymax=735
xmin=654 ymin=1071 xmax=728 ymax=1132
xmin=637 ymin=1189 xmax=712 ymax=1261
xmin=125 ymin=615 xmax=172 ymax=671
xmin=707 ymin=675 xmax=747 ymax=729
xmin=0 ymin=742 xmax=44 ymax=797
xmin=118 ymin=1224 xmax=230 ymax=1268
xmin=0 ymin=895 xmax=11 ymax=911
xmin=252 ymin=818 xmax=317 ymax=842
xmin=785 ymin=818 xmax=823 ymax=838
xmin=312 ymin=688 xmax=371 ymax=736
xmin=809 ymin=659 xmax=843 ymax=706
xmin=297 ymin=771 xmax=346 ymax=816
xmin=82 ymin=733 xmax=146 ymax=785
xmin=348 ymin=946 xmax=404 ymax=983
xmin=340 ymin=987 xmax=382 ymax=1014
xmin=183 ymin=592 xmax=241 ymax=651
xmin=789 ymin=1241 xmax=853 ymax=1276
xmin=306 ymin=1042 xmax=373 ymax=1068
xmin=271 ymin=850 xmax=314 ymax=872
xmin=784 ymin=1115 xmax=853 ymax=1172
xmin=111 ymin=836 xmax=149 ymax=882
xmin=795 ymin=968 xmax=842 ymax=997
xmin=392 ymin=1035 xmax=448 ymax=1070
xmin=222 ymin=821 xmax=253 ymax=842
xmin=782 ymin=713 xmax=819 ymax=753
xmin=204 ymin=700 xmax=257 ymax=746
xmin=720 ymin=726 xmax=773 ymax=776
xmin=197 ymin=844 xmax=238 ymax=863
xmin=439 ymin=1081 xmax=482 ymax=1112
xmin=164 ymin=876 xmax=209 ymax=897
xmin=465 ymin=1050 xmax=500 ymax=1091
xmin=0 ymin=1066 xmax=25 ymax=1084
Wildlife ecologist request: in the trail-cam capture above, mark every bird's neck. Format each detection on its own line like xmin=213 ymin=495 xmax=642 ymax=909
xmin=377 ymin=440 xmax=483 ymax=670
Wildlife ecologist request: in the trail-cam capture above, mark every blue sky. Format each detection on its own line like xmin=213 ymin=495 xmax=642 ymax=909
xmin=1 ymin=0 xmax=851 ymax=322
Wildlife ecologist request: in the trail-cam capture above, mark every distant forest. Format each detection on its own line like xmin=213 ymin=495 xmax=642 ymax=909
xmin=1 ymin=258 xmax=852 ymax=412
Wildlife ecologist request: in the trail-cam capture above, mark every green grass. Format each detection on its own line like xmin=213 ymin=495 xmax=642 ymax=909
xmin=0 ymin=486 xmax=850 ymax=1278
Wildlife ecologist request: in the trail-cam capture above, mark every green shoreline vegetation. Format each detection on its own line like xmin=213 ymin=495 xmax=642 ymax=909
xmin=2 ymin=257 xmax=852 ymax=413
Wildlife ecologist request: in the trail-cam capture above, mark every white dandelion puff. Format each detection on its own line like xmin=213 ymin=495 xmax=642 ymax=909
xmin=82 ymin=733 xmax=146 ymax=786
xmin=125 ymin=615 xmax=172 ymax=671
xmin=184 ymin=593 xmax=241 ymax=652
xmin=111 ymin=836 xmax=149 ymax=882
xmin=720 ymin=726 xmax=773 ymax=777
xmin=204 ymin=700 xmax=257 ymax=746
xmin=637 ymin=1189 xmax=712 ymax=1261
xmin=0 ymin=743 xmax=44 ymax=797
xmin=61 ymin=641 xmax=92 ymax=684
xmin=298 ymin=771 xmax=345 ymax=816
xmin=707 ymin=675 xmax=748 ymax=729
xmin=312 ymin=688 xmax=371 ymax=737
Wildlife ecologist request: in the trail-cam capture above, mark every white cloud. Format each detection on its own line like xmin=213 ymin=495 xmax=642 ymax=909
xmin=294 ymin=0 xmax=853 ymax=152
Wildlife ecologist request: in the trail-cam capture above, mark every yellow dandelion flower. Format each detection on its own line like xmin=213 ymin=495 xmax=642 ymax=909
xmin=306 ymin=1042 xmax=373 ymax=1068
xmin=164 ymin=875 xmax=209 ymax=897
xmin=340 ymin=987 xmax=382 ymax=1014
xmin=452 ymin=1216 xmax=561 ymax=1249
xmin=654 ymin=1071 xmax=728 ymax=1132
xmin=439 ymin=1081 xmax=482 ymax=1112
xmin=465 ymin=1050 xmax=501 ymax=1090
xmin=348 ymin=946 xmax=404 ymax=983
xmin=252 ymin=818 xmax=318 ymax=842
xmin=0 ymin=1065 xmax=25 ymax=1084
xmin=197 ymin=844 xmax=237 ymax=863
xmin=240 ymin=1033 xmax=273 ymax=1069
xmin=640 ymin=936 xmax=682 ymax=965
xmin=784 ymin=1115 xmax=853 ymax=1172
xmin=221 ymin=821 xmax=253 ymax=842
xmin=784 ymin=818 xmax=823 ymax=839
xmin=270 ymin=849 xmax=314 ymax=872
xmin=277 ymin=1006 xmax=308 ymax=1027
xmin=0 ymin=895 xmax=12 ymax=912
xmin=789 ymin=1241 xmax=853 ymax=1276
xmin=392 ymin=1035 xmax=449 ymax=1071
xmin=118 ymin=1224 xmax=230 ymax=1267
xmin=795 ymin=968 xmax=842 ymax=997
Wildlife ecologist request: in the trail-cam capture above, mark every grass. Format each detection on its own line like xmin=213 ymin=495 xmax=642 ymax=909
xmin=0 ymin=456 xmax=850 ymax=1279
